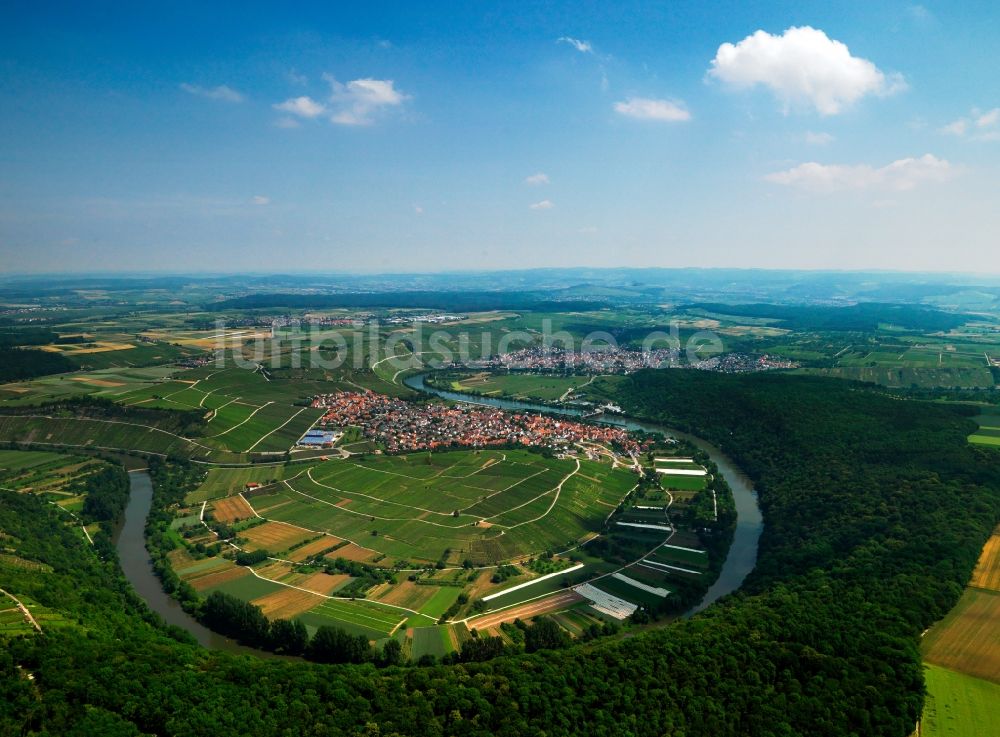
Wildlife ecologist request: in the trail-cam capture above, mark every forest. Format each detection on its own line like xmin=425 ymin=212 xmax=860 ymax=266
xmin=0 ymin=347 xmax=76 ymax=382
xmin=1 ymin=370 xmax=998 ymax=736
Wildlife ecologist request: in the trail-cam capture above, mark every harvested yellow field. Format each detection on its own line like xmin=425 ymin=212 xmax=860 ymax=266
xmin=40 ymin=341 xmax=135 ymax=354
xmin=970 ymin=528 xmax=1000 ymax=593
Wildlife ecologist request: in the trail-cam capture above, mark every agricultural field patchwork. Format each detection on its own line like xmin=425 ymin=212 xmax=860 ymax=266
xmin=922 ymin=588 xmax=1000 ymax=684
xmin=243 ymin=449 xmax=635 ymax=564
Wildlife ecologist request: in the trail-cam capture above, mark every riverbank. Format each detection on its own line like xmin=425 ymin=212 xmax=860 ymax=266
xmin=114 ymin=469 xmax=286 ymax=657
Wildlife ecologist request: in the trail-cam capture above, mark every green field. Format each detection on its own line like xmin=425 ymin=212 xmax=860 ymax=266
xmin=449 ymin=372 xmax=609 ymax=401
xmin=203 ymin=574 xmax=284 ymax=601
xmin=969 ymin=411 xmax=1000 ymax=447
xmin=417 ymin=586 xmax=464 ymax=619
xmin=409 ymin=626 xmax=453 ymax=659
xmin=658 ymin=474 xmax=708 ymax=491
xmin=920 ymin=664 xmax=1000 ymax=737
xmin=187 ymin=464 xmax=315 ymax=503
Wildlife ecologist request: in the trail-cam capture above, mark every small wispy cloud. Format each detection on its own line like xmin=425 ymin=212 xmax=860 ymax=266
xmin=525 ymin=172 xmax=550 ymax=186
xmin=940 ymin=107 xmax=1000 ymax=140
xmin=325 ymin=76 xmax=409 ymax=126
xmin=413 ymin=205 xmax=424 ymax=215
xmin=804 ymin=131 xmax=835 ymax=145
xmin=908 ymin=4 xmax=934 ymax=23
xmin=252 ymin=195 xmax=270 ymax=206
xmin=558 ymin=36 xmax=593 ymax=54
xmin=529 ymin=200 xmax=554 ymax=210
xmin=613 ymin=97 xmax=691 ymax=122
xmin=180 ymin=83 xmax=244 ymax=103
xmin=273 ymin=96 xmax=327 ymax=119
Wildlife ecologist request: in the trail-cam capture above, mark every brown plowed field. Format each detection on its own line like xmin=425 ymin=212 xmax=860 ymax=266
xmin=287 ymin=536 xmax=342 ymax=562
xmin=213 ymin=495 xmax=255 ymax=523
xmin=325 ymin=542 xmax=378 ymax=563
xmin=298 ymin=572 xmax=350 ymax=595
xmin=468 ymin=590 xmax=583 ymax=630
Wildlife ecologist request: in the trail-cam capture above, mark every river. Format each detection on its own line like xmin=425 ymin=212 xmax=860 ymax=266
xmin=402 ymin=373 xmax=763 ymax=615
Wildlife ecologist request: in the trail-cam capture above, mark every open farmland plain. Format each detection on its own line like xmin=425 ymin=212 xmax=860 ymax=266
xmin=170 ymin=439 xmax=719 ymax=656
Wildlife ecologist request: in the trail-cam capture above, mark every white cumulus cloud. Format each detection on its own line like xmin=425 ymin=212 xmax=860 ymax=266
xmin=558 ymin=36 xmax=593 ymax=54
xmin=525 ymin=172 xmax=550 ymax=186
xmin=613 ymin=97 xmax=690 ymax=122
xmin=708 ymin=26 xmax=905 ymax=115
xmin=765 ymin=154 xmax=953 ymax=192
xmin=273 ymin=96 xmax=326 ymax=118
xmin=529 ymin=200 xmax=554 ymax=210
xmin=325 ymin=76 xmax=409 ymax=126
xmin=180 ymin=83 xmax=245 ymax=103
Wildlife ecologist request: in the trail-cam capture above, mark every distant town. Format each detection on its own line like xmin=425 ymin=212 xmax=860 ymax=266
xmin=459 ymin=347 xmax=798 ymax=374
xmin=311 ymin=389 xmax=644 ymax=455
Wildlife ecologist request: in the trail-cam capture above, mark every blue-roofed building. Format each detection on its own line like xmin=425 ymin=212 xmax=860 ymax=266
xmin=297 ymin=429 xmax=340 ymax=447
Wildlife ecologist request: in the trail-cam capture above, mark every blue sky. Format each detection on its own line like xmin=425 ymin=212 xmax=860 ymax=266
xmin=1 ymin=1 xmax=998 ymax=274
